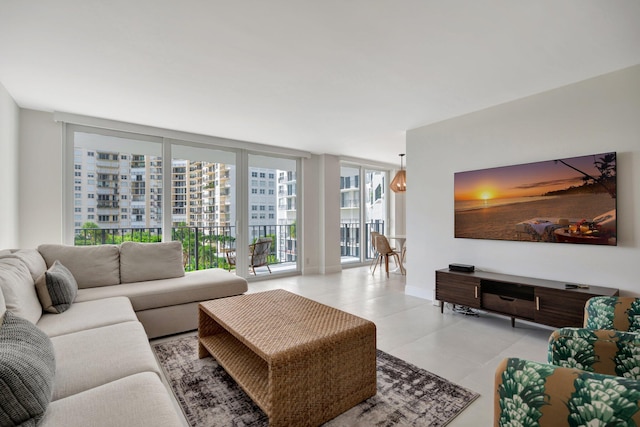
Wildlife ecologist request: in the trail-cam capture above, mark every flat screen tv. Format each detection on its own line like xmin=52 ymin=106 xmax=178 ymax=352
xmin=454 ymin=152 xmax=617 ymax=245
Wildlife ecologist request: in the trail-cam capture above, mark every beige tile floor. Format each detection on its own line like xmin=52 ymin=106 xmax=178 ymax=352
xmin=153 ymin=265 xmax=553 ymax=426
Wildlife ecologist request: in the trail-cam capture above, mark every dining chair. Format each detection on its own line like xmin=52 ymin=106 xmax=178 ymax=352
xmin=372 ymin=235 xmax=405 ymax=277
xmin=369 ymin=231 xmax=381 ymax=270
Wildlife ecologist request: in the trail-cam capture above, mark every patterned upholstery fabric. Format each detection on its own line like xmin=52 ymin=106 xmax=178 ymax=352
xmin=0 ymin=311 xmax=56 ymax=426
xmin=495 ymin=357 xmax=640 ymax=426
xmin=549 ymin=297 xmax=640 ymax=380
xmin=584 ymin=296 xmax=640 ymax=331
xmin=549 ymin=327 xmax=640 ymax=379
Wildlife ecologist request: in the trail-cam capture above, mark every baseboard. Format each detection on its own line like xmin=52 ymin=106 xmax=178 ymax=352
xmin=302 ymin=266 xmax=321 ymax=275
xmin=405 ymin=285 xmax=433 ymax=303
xmin=322 ymin=264 xmax=343 ymax=274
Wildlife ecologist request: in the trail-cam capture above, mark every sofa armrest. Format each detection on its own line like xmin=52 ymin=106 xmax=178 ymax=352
xmin=495 ymin=357 xmax=640 ymax=426
xmin=548 ymin=327 xmax=640 ymax=379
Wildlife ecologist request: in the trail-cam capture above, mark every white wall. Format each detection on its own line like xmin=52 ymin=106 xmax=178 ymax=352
xmin=302 ymin=155 xmax=321 ymax=274
xmin=18 ymin=109 xmax=63 ymax=248
xmin=0 ymin=82 xmax=19 ymax=248
xmin=319 ymin=154 xmax=342 ymax=273
xmin=406 ymin=65 xmax=640 ymax=300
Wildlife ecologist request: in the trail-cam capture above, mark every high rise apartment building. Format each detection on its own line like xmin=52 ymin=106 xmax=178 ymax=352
xmin=74 ymin=149 xmax=278 ymax=235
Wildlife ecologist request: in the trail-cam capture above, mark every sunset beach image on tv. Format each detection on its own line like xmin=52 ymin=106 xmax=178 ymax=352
xmin=454 ymin=152 xmax=617 ymax=245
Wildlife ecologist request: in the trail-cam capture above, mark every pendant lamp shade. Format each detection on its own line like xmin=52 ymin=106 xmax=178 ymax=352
xmin=390 ymin=154 xmax=406 ymax=193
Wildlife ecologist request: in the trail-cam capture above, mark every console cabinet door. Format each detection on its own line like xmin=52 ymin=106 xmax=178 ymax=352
xmin=435 ymin=271 xmax=481 ymax=309
xmin=534 ymin=287 xmax=592 ymax=327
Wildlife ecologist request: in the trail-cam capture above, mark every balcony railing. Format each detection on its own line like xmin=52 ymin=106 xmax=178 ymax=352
xmin=74 ymin=224 xmax=298 ymax=272
xmin=340 ymin=221 xmax=385 ymax=261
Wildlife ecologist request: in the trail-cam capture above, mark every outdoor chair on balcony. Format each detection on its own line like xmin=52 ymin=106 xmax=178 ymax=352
xmin=225 ymin=237 xmax=273 ymax=275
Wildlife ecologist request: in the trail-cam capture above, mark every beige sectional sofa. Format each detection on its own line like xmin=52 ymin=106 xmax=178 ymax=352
xmin=0 ymin=242 xmax=248 ymax=427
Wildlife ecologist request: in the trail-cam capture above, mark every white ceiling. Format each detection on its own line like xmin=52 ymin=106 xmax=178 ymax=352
xmin=1 ymin=1 xmax=639 ymax=164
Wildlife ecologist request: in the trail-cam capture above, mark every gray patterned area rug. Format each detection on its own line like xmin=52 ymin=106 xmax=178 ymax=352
xmin=152 ymin=336 xmax=479 ymax=426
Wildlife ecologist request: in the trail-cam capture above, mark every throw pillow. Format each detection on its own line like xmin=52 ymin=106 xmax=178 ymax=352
xmin=0 ymin=249 xmax=48 ymax=282
xmin=35 ymin=260 xmax=78 ymax=314
xmin=0 ymin=311 xmax=56 ymax=426
xmin=0 ymin=258 xmax=43 ymax=325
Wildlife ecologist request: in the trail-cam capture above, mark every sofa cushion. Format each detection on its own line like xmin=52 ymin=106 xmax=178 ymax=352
xmin=0 ymin=311 xmax=56 ymax=427
xmin=0 ymin=258 xmax=42 ymax=325
xmin=38 ymin=244 xmax=120 ymax=288
xmin=35 ymin=261 xmax=78 ymax=314
xmin=120 ymin=241 xmax=185 ymax=283
xmin=40 ymin=372 xmax=183 ymax=427
xmin=75 ymin=268 xmax=248 ymax=311
xmin=0 ymin=248 xmax=48 ymax=282
xmin=36 ymin=297 xmax=137 ymax=338
xmin=50 ymin=321 xmax=160 ymax=400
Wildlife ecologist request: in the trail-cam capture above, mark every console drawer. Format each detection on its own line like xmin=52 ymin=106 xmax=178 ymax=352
xmin=482 ymin=293 xmax=535 ymax=319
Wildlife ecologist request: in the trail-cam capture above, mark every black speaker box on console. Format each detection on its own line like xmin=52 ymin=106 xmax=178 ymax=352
xmin=449 ymin=263 xmax=475 ymax=272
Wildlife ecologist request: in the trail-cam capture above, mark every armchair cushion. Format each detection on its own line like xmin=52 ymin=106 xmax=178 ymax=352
xmin=495 ymin=357 xmax=640 ymax=426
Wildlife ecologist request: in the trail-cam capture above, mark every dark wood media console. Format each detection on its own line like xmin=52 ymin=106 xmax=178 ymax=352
xmin=436 ymin=269 xmax=619 ymax=328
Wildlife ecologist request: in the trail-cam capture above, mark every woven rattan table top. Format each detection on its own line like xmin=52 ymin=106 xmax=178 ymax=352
xmin=199 ymin=289 xmax=374 ymax=361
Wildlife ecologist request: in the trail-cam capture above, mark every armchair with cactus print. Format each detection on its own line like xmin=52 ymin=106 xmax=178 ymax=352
xmin=548 ymin=296 xmax=640 ymax=380
xmin=495 ymin=357 xmax=640 ymax=426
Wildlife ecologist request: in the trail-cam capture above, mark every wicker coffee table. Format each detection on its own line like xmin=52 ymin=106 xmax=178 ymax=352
xmin=198 ymin=289 xmax=377 ymax=426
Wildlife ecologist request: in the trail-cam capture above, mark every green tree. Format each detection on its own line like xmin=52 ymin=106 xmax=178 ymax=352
xmin=75 ymin=222 xmax=100 ymax=245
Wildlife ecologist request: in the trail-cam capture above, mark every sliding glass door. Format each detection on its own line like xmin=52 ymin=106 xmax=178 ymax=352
xmin=340 ymin=165 xmax=360 ymax=264
xmin=170 ymin=144 xmax=237 ymax=271
xmin=248 ymin=153 xmax=299 ymax=274
xmin=340 ymin=163 xmax=388 ymax=265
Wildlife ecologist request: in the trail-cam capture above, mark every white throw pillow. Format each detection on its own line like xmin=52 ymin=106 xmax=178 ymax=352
xmin=120 ymin=241 xmax=185 ymax=283
xmin=0 ymin=249 xmax=48 ymax=282
xmin=0 ymin=258 xmax=43 ymax=325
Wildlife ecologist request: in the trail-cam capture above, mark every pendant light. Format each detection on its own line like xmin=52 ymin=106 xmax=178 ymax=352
xmin=390 ymin=153 xmax=406 ymax=193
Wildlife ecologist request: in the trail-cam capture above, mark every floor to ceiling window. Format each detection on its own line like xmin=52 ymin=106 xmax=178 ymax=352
xmin=170 ymin=143 xmax=237 ymax=272
xmin=66 ymin=123 xmax=303 ymax=278
xmin=70 ymin=127 xmax=164 ymax=245
xmin=248 ymin=153 xmax=299 ymax=274
xmin=364 ymin=168 xmax=388 ymax=259
xmin=340 ymin=164 xmax=388 ymax=265
xmin=340 ymin=165 xmax=360 ymax=264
